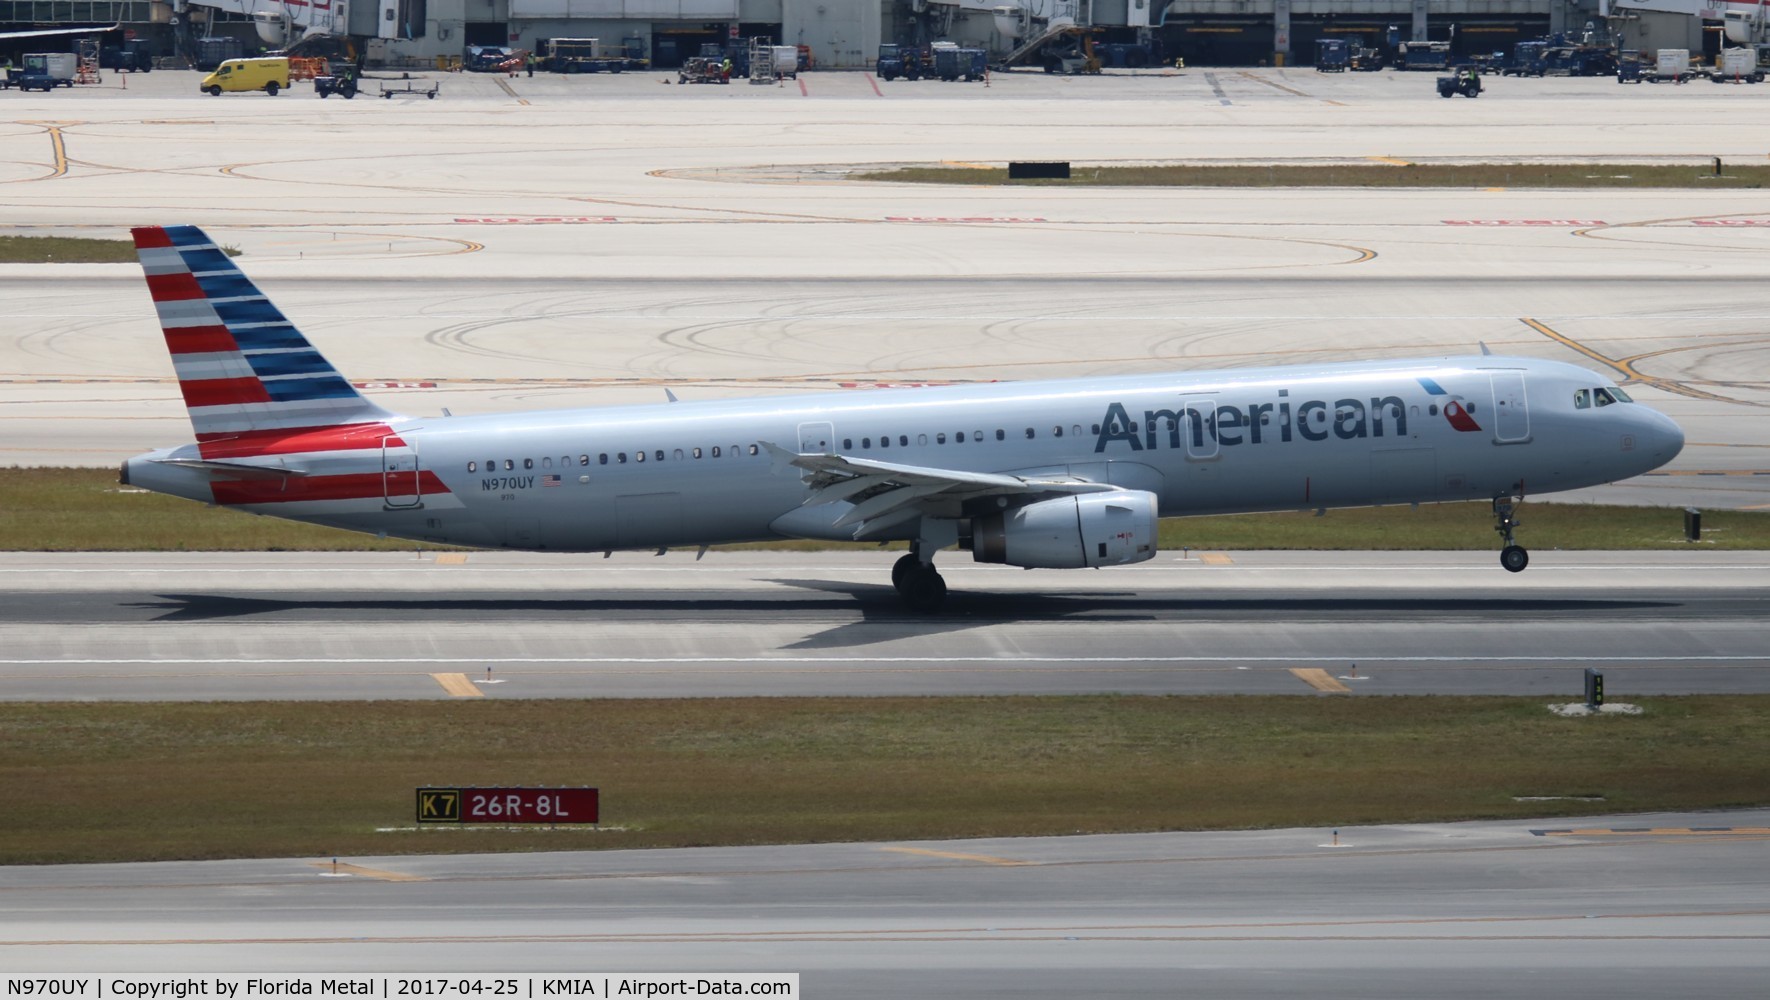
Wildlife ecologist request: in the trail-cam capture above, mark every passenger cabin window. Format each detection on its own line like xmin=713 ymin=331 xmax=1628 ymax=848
xmin=898 ymin=435 xmax=908 ymax=446
xmin=919 ymin=434 xmax=929 ymax=446
xmin=468 ymin=461 xmax=477 ymax=472
xmin=504 ymin=459 xmax=514 ymax=471
xmin=748 ymin=444 xmax=759 ymax=456
xmin=655 ymin=450 xmax=665 ymax=462
xmin=878 ymin=435 xmax=889 ymax=448
xmin=524 ymin=458 xmax=534 ymax=470
xmin=937 ymin=433 xmax=947 ymax=445
xmin=599 ymin=454 xmax=609 ymax=465
xmin=672 ymin=449 xmax=683 ymax=461
xmin=1053 ymin=426 xmax=1063 ymax=437
xmin=617 ymin=453 xmax=627 ymax=463
xmin=994 ymin=429 xmax=1003 ymax=441
xmin=862 ymin=438 xmax=872 ymax=449
xmin=579 ymin=455 xmax=589 ymax=466
xmin=693 ymin=447 xmax=702 ymax=459
xmin=712 ymin=446 xmax=722 ymax=457
xmin=636 ymin=451 xmax=646 ymax=463
xmin=1574 ymin=389 xmax=1591 ymax=410
xmin=843 ymin=439 xmax=852 ymax=450
xmin=1025 ymin=428 xmax=1035 ymax=439
xmin=542 ymin=457 xmax=552 ymax=469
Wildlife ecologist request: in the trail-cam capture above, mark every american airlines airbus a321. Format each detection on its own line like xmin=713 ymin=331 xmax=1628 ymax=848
xmin=121 ymin=225 xmax=1685 ymax=611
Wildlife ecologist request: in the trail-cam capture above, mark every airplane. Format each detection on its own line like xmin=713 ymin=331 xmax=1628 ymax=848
xmin=120 ymin=225 xmax=1686 ymax=611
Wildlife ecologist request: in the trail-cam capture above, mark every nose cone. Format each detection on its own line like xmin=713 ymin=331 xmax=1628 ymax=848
xmin=1642 ymin=409 xmax=1685 ymax=471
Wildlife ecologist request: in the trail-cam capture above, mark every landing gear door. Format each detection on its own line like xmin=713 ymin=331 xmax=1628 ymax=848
xmin=382 ymin=436 xmax=422 ymax=508
xmin=1489 ymin=371 xmax=1531 ymax=444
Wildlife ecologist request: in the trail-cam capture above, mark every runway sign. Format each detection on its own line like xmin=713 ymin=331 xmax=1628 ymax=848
xmin=417 ymin=787 xmax=599 ymax=824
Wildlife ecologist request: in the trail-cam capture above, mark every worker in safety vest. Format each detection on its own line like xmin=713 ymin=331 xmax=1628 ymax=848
xmin=527 ymin=51 xmax=536 ymax=77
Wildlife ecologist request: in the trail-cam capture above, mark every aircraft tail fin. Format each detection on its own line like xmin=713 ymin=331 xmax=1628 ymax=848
xmin=132 ymin=225 xmax=399 ymax=446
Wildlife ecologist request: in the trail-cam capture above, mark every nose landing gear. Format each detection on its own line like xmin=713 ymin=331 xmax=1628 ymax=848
xmin=1493 ymin=496 xmax=1529 ymax=572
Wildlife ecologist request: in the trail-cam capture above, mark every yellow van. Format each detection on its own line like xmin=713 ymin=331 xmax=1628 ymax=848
xmin=201 ymin=57 xmax=290 ymax=96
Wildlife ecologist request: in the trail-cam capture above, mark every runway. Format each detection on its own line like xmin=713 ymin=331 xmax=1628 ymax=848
xmin=3 ymin=550 xmax=1765 ymax=700
xmin=3 ymin=808 xmax=1767 ymax=997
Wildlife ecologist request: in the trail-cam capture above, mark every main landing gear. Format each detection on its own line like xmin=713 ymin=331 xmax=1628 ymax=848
xmin=1493 ymin=496 xmax=1529 ymax=573
xmin=893 ymin=547 xmax=948 ymax=613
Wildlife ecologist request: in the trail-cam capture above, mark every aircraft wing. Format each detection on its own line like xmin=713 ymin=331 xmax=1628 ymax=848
xmin=0 ymin=23 xmax=119 ymax=41
xmin=763 ymin=442 xmax=1114 ymax=538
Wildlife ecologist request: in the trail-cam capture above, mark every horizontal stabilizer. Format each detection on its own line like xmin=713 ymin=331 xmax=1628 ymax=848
xmin=155 ymin=458 xmax=310 ymax=480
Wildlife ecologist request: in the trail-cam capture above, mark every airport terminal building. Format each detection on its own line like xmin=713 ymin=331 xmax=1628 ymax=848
xmin=0 ymin=0 xmax=1704 ymax=69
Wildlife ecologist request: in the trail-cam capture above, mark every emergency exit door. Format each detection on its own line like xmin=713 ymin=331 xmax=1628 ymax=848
xmin=797 ymin=421 xmax=835 ymax=454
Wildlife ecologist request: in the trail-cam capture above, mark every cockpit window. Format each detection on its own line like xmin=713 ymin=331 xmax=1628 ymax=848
xmin=1573 ymin=389 xmax=1591 ymax=410
xmin=1610 ymin=386 xmax=1633 ymax=403
xmin=1594 ymin=387 xmax=1618 ymax=407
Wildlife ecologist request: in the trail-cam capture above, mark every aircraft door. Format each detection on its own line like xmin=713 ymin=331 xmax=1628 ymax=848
xmin=1183 ymin=399 xmax=1219 ymax=461
xmin=382 ymin=437 xmax=421 ymax=508
xmin=1490 ymin=371 xmax=1531 ymax=444
xmin=797 ymin=421 xmax=835 ymax=454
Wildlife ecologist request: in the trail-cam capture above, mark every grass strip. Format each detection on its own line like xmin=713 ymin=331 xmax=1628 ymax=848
xmin=2 ymin=696 xmax=1766 ymax=864
xmin=858 ymin=163 xmax=1770 ymax=188
xmin=0 ymin=235 xmax=240 ymax=263
xmin=5 ymin=467 xmax=1763 ymax=552
xmin=0 ymin=235 xmax=142 ymax=264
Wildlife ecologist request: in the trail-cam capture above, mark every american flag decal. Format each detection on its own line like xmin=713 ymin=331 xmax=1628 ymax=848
xmin=542 ymin=475 xmax=562 ymax=487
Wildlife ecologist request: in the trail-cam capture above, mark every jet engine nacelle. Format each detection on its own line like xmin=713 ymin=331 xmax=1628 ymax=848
xmin=971 ymin=490 xmax=1158 ymax=569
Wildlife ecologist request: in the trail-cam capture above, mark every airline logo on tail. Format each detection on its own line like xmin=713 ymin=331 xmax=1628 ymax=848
xmin=1415 ymin=377 xmax=1483 ymax=432
xmin=131 ymin=225 xmax=454 ymax=511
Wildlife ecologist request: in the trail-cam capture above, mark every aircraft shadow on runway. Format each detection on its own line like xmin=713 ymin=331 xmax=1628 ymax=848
xmin=128 ymin=588 xmax=1679 ymax=652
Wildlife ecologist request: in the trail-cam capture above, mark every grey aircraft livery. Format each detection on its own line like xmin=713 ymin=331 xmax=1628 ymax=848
xmin=121 ymin=225 xmax=1685 ymax=611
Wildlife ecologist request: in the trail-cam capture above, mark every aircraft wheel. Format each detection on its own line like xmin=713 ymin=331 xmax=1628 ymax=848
xmin=899 ymin=564 xmax=948 ymax=613
xmin=1500 ymin=545 xmax=1529 ymax=573
xmin=891 ymin=553 xmax=920 ymax=591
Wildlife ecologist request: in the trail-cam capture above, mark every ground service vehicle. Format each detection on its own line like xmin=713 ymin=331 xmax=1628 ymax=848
xmin=99 ymin=41 xmax=153 ymax=73
xmin=678 ymin=56 xmax=727 ymax=84
xmin=1399 ymin=40 xmax=1450 ymax=70
xmin=546 ymin=38 xmax=625 ymax=73
xmin=464 ymin=46 xmax=514 ymax=72
xmin=314 ymin=70 xmax=357 ymax=98
xmin=1503 ymin=40 xmax=1548 ymax=76
xmin=1437 ymin=71 xmax=1482 ymax=97
xmin=19 ymin=52 xmax=75 ymax=88
xmin=1646 ymin=48 xmax=1691 ymax=82
xmin=122 ymin=225 xmax=1686 ymax=612
xmin=934 ymin=45 xmax=987 ymax=81
xmin=1315 ymin=38 xmax=1349 ymax=71
xmin=876 ymin=43 xmax=913 ymax=80
xmin=1714 ymin=47 xmax=1764 ymax=82
xmin=201 ymin=57 xmax=289 ymax=95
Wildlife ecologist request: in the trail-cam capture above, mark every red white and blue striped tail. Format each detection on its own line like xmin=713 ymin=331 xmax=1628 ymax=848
xmin=133 ymin=225 xmax=399 ymax=442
